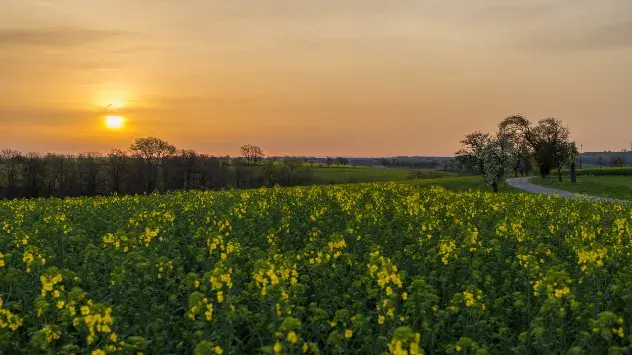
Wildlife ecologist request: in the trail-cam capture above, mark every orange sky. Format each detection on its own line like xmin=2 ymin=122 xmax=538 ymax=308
xmin=1 ymin=0 xmax=632 ymax=156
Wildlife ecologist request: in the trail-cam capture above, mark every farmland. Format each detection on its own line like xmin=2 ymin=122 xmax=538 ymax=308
xmin=1 ymin=182 xmax=632 ymax=354
xmin=531 ymin=176 xmax=632 ymax=201
xmin=311 ymin=167 xmax=455 ymax=184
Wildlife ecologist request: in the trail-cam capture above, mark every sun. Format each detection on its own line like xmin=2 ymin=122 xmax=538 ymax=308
xmin=105 ymin=115 xmax=125 ymax=129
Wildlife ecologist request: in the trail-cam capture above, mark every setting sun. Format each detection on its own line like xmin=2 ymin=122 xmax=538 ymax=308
xmin=105 ymin=115 xmax=124 ymax=129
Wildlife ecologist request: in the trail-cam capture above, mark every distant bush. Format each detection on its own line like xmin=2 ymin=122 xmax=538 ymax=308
xmin=561 ymin=167 xmax=632 ymax=176
xmin=409 ymin=170 xmax=454 ymax=179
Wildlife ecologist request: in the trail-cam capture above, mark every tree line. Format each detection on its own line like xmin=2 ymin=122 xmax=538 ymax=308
xmin=455 ymin=115 xmax=579 ymax=191
xmin=0 ymin=138 xmax=316 ymax=199
xmin=579 ymin=151 xmax=632 ymax=168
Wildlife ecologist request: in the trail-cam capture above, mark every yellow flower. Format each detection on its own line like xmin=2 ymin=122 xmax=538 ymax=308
xmin=345 ymin=329 xmax=353 ymax=339
xmin=401 ymin=292 xmax=408 ymax=301
xmin=214 ymin=345 xmax=224 ymax=354
xmin=205 ymin=303 xmax=214 ymax=321
xmin=92 ymin=350 xmax=106 ymax=355
xmin=81 ymin=306 xmax=90 ymax=316
xmin=378 ymin=315 xmax=385 ymax=324
xmin=554 ymin=287 xmax=570 ymax=298
xmin=287 ymin=331 xmax=298 ymax=344
xmin=463 ymin=291 xmax=475 ymax=307
xmin=456 ymin=345 xmax=462 ymax=351
xmin=273 ymin=341 xmax=282 ymax=353
xmin=194 ymin=280 xmax=200 ymax=288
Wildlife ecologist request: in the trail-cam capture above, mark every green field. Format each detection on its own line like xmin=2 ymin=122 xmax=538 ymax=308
xmin=530 ymin=175 xmax=632 ymax=200
xmin=400 ymin=176 xmax=487 ymax=191
xmin=399 ymin=175 xmax=519 ymax=194
xmin=2 ymin=182 xmax=632 ymax=353
xmin=561 ymin=167 xmax=632 ymax=176
xmin=311 ymin=167 xmax=455 ymax=184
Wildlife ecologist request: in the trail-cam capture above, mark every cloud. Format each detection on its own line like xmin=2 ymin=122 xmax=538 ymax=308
xmin=522 ymin=21 xmax=632 ymax=51
xmin=0 ymin=27 xmax=130 ymax=47
xmin=460 ymin=0 xmax=632 ymax=52
xmin=0 ymin=108 xmax=94 ymax=127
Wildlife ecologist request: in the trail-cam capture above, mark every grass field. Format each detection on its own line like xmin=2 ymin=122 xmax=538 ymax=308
xmin=530 ymin=175 xmax=632 ymax=200
xmin=312 ymin=167 xmax=455 ymax=184
xmin=561 ymin=167 xmax=632 ymax=176
xmin=399 ymin=175 xmax=519 ymax=193
xmin=1 ymin=182 xmax=631 ymax=353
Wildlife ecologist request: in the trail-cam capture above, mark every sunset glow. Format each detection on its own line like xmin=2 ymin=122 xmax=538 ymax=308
xmin=1 ymin=1 xmax=632 ymax=155
xmin=105 ymin=116 xmax=124 ymax=129
xmin=103 ymin=99 xmax=126 ymax=110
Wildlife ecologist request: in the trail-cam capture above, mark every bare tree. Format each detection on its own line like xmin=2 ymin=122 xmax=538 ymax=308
xmin=78 ymin=153 xmax=101 ymax=196
xmin=498 ymin=119 xmax=532 ymax=177
xmin=130 ymin=137 xmax=176 ymax=192
xmin=107 ymin=149 xmax=129 ymax=194
xmin=553 ymin=141 xmax=578 ymax=182
xmin=454 ymin=131 xmax=491 ymax=174
xmin=499 ymin=115 xmax=571 ymax=178
xmin=240 ymin=144 xmax=264 ymax=165
xmin=179 ymin=149 xmax=198 ymax=189
xmin=0 ymin=149 xmax=22 ymax=198
xmin=22 ymin=153 xmax=44 ymax=198
xmin=0 ymin=138 xmax=319 ymax=199
xmin=43 ymin=153 xmax=67 ymax=197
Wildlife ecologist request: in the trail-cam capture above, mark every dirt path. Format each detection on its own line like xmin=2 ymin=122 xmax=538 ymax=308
xmin=505 ymin=177 xmax=628 ymax=203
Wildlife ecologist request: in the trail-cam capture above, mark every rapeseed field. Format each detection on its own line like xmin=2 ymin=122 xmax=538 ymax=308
xmin=1 ymin=183 xmax=631 ymax=354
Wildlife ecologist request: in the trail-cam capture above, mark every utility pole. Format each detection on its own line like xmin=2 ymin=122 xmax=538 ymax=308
xmin=579 ymin=143 xmax=583 ymax=169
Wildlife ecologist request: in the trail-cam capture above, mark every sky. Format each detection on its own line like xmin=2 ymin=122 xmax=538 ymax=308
xmin=1 ymin=0 xmax=631 ymax=156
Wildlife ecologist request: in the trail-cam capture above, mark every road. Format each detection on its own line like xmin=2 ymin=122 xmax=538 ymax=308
xmin=505 ymin=177 xmax=628 ymax=203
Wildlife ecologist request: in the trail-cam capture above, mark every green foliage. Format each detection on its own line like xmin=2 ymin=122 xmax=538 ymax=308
xmin=1 ymin=183 xmax=632 ymax=354
xmin=530 ymin=176 xmax=632 ymax=200
xmin=312 ymin=167 xmax=454 ymax=184
xmin=398 ymin=176 xmax=504 ymax=191
xmin=564 ymin=167 xmax=632 ymax=176
xmin=478 ymin=136 xmax=515 ymax=190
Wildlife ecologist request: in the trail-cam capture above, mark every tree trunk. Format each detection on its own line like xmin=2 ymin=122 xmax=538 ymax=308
xmin=557 ymin=167 xmax=562 ymax=182
xmin=492 ymin=182 xmax=498 ymax=193
xmin=540 ymin=164 xmax=551 ymax=178
xmin=570 ymin=162 xmax=577 ymax=183
xmin=525 ymin=160 xmax=531 ymax=176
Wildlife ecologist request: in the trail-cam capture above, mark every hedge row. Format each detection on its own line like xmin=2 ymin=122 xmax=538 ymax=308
xmin=561 ymin=167 xmax=632 ymax=176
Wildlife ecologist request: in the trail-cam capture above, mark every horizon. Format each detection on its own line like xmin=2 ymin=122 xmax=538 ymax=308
xmin=2 ymin=0 xmax=632 ymax=156
xmin=1 ymin=141 xmax=629 ymax=160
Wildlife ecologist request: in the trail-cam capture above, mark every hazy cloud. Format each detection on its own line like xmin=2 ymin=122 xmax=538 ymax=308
xmin=0 ymin=27 xmax=130 ymax=47
xmin=1 ymin=0 xmax=632 ymax=154
xmin=522 ymin=21 xmax=632 ymax=51
xmin=0 ymin=108 xmax=94 ymax=127
xmin=463 ymin=1 xmax=632 ymax=52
